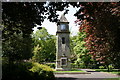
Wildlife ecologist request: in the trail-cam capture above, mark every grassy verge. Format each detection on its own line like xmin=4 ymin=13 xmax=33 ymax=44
xmin=103 ymin=78 xmax=120 ymax=80
xmin=55 ymin=70 xmax=85 ymax=72
xmin=54 ymin=69 xmax=85 ymax=72
xmin=94 ymin=69 xmax=120 ymax=75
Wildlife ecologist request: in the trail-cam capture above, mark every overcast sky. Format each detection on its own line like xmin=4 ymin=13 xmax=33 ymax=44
xmin=33 ymin=5 xmax=80 ymax=36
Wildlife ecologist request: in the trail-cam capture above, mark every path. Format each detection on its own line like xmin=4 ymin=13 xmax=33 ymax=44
xmin=55 ymin=69 xmax=120 ymax=80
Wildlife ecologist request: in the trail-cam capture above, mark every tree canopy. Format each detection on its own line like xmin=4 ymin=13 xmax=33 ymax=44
xmin=75 ymin=2 xmax=120 ymax=69
xmin=2 ymin=2 xmax=68 ymax=62
xmin=2 ymin=2 xmax=120 ymax=69
xmin=32 ymin=27 xmax=56 ymax=63
xmin=73 ymin=31 xmax=92 ymax=68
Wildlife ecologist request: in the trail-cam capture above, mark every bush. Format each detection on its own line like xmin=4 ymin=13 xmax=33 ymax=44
xmin=30 ymin=62 xmax=55 ymax=80
xmin=2 ymin=61 xmax=55 ymax=80
xmin=71 ymin=63 xmax=77 ymax=68
xmin=71 ymin=63 xmax=86 ymax=69
xmin=99 ymin=66 xmax=105 ymax=69
xmin=109 ymin=64 xmax=114 ymax=70
xmin=45 ymin=63 xmax=56 ymax=69
xmin=79 ymin=63 xmax=86 ymax=68
xmin=2 ymin=62 xmax=33 ymax=80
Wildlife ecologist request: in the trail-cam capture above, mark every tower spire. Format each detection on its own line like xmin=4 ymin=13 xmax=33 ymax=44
xmin=60 ymin=14 xmax=68 ymax=22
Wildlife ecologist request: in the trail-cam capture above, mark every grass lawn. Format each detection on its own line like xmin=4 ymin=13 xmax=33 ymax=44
xmin=94 ymin=69 xmax=120 ymax=75
xmin=54 ymin=69 xmax=85 ymax=72
xmin=103 ymin=78 xmax=120 ymax=80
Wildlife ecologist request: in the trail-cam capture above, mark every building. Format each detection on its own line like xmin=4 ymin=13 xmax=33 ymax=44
xmin=56 ymin=14 xmax=71 ymax=71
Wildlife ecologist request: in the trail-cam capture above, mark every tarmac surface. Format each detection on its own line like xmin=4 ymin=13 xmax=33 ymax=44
xmin=55 ymin=69 xmax=120 ymax=80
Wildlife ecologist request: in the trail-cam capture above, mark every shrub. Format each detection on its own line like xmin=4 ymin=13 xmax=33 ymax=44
xmin=71 ymin=63 xmax=76 ymax=68
xmin=2 ymin=62 xmax=33 ymax=80
xmin=45 ymin=63 xmax=56 ymax=69
xmin=79 ymin=63 xmax=86 ymax=68
xmin=29 ymin=62 xmax=55 ymax=80
xmin=2 ymin=61 xmax=55 ymax=80
xmin=109 ymin=64 xmax=114 ymax=70
xmin=99 ymin=66 xmax=105 ymax=69
xmin=71 ymin=63 xmax=86 ymax=69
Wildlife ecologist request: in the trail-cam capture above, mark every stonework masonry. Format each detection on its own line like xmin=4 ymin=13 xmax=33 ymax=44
xmin=56 ymin=14 xmax=71 ymax=71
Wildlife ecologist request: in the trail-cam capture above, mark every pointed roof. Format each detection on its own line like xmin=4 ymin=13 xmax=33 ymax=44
xmin=59 ymin=14 xmax=68 ymax=22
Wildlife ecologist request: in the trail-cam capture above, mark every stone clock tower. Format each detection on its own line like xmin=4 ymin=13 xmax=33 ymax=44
xmin=56 ymin=14 xmax=71 ymax=71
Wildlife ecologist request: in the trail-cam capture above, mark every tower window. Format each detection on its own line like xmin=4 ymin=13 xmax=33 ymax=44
xmin=61 ymin=57 xmax=67 ymax=66
xmin=61 ymin=58 xmax=67 ymax=66
xmin=62 ymin=37 xmax=65 ymax=44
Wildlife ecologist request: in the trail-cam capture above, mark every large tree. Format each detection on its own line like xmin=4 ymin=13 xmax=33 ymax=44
xmin=32 ymin=27 xmax=56 ymax=63
xmin=2 ymin=2 xmax=69 ymax=37
xmin=2 ymin=32 xmax=32 ymax=62
xmin=2 ymin=2 xmax=69 ymax=62
xmin=74 ymin=2 xmax=120 ymax=70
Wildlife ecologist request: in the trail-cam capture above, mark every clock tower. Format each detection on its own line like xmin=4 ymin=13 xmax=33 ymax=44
xmin=56 ymin=14 xmax=71 ymax=71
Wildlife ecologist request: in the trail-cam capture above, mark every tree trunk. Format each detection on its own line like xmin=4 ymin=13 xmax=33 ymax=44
xmin=106 ymin=65 xmax=110 ymax=72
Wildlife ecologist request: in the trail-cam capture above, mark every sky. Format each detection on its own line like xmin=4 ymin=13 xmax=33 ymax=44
xmin=33 ymin=5 xmax=80 ymax=36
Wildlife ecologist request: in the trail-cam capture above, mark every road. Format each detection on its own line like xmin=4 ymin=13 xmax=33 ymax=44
xmin=55 ymin=69 xmax=120 ymax=80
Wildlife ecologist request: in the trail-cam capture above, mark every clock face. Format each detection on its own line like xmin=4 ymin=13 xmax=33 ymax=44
xmin=60 ymin=24 xmax=66 ymax=30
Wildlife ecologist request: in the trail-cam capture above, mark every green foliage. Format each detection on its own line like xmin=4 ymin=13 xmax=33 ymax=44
xmin=29 ymin=62 xmax=55 ymax=80
xmin=30 ymin=62 xmax=54 ymax=72
xmin=99 ymin=66 xmax=105 ymax=69
xmin=73 ymin=32 xmax=92 ymax=68
xmin=32 ymin=44 xmax=42 ymax=62
xmin=3 ymin=2 xmax=120 ymax=74
xmin=2 ymin=2 xmax=69 ymax=39
xmin=2 ymin=62 xmax=55 ymax=80
xmin=2 ymin=32 xmax=32 ymax=61
xmin=109 ymin=64 xmax=114 ymax=70
xmin=2 ymin=2 xmax=68 ymax=64
xmin=70 ymin=35 xmax=77 ymax=63
xmin=71 ymin=63 xmax=77 ymax=68
xmin=76 ymin=3 xmax=120 ymax=69
xmin=55 ymin=68 xmax=86 ymax=73
xmin=71 ymin=62 xmax=86 ymax=69
xmin=32 ymin=27 xmax=56 ymax=63
xmin=45 ymin=63 xmax=56 ymax=69
xmin=2 ymin=62 xmax=33 ymax=80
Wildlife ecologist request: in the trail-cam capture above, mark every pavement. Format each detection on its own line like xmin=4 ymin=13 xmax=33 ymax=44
xmin=55 ymin=69 xmax=120 ymax=80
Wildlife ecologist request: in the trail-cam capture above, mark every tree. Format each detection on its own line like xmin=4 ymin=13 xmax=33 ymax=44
xmin=2 ymin=2 xmax=82 ymax=62
xmin=74 ymin=2 xmax=120 ymax=70
xmin=73 ymin=32 xmax=92 ymax=68
xmin=2 ymin=31 xmax=32 ymax=62
xmin=2 ymin=2 xmax=70 ymax=37
xmin=32 ymin=27 xmax=56 ymax=63
xmin=70 ymin=35 xmax=77 ymax=63
xmin=2 ymin=2 xmax=70 ymax=62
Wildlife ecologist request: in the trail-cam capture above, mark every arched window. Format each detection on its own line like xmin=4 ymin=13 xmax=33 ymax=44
xmin=62 ymin=37 xmax=65 ymax=44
